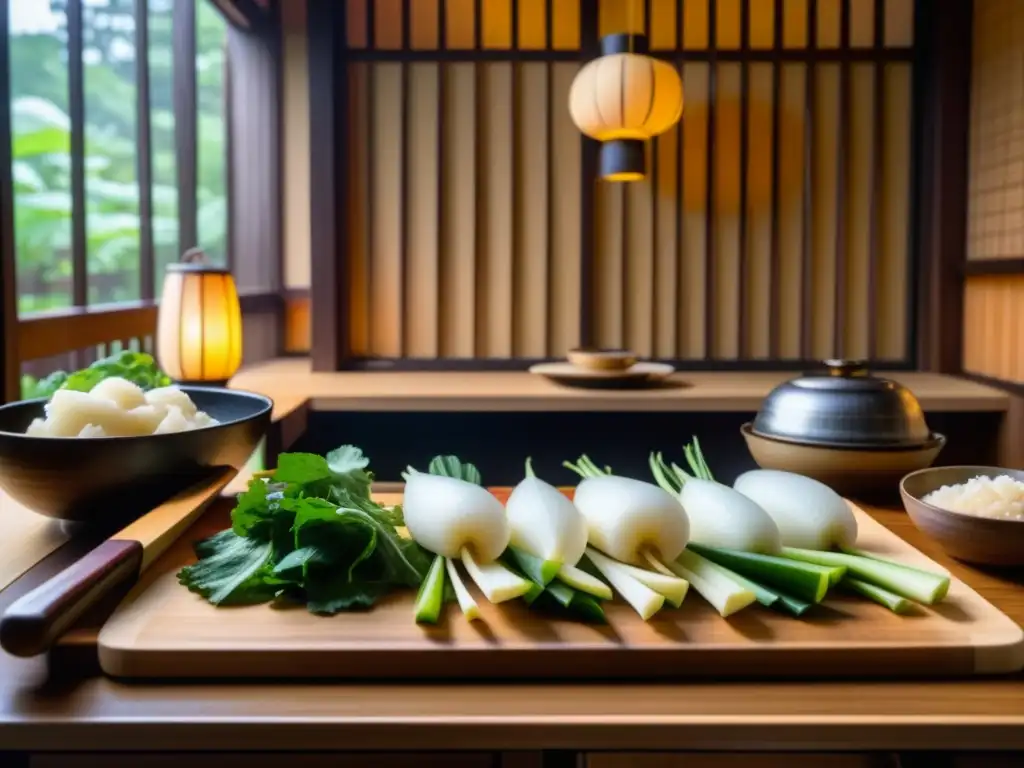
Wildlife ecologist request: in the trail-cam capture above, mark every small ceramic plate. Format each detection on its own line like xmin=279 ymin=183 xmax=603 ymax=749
xmin=529 ymin=361 xmax=675 ymax=389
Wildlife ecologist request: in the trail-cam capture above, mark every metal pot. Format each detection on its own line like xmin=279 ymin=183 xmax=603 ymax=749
xmin=751 ymin=359 xmax=933 ymax=449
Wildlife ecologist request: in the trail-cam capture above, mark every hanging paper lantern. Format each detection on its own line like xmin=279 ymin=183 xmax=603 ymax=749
xmin=568 ymin=33 xmax=684 ymax=181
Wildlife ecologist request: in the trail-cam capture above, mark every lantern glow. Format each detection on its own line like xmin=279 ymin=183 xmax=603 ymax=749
xmin=156 ymin=251 xmax=243 ymax=385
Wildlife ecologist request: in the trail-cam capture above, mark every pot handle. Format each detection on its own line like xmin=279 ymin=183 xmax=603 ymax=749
xmin=823 ymin=359 xmax=869 ymax=378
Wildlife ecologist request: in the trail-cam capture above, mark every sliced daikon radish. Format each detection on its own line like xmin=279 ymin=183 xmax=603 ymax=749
xmin=585 ymin=547 xmax=665 ymax=620
xmin=460 ymin=546 xmax=533 ymax=603
xmin=445 ymin=557 xmax=480 ymax=620
xmin=669 ymin=549 xmax=757 ymax=617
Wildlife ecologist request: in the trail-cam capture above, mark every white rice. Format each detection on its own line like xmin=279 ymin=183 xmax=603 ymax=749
xmin=922 ymin=474 xmax=1024 ymax=521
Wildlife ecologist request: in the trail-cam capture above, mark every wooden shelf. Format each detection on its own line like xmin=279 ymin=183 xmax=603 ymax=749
xmin=229 ymin=358 xmax=1010 ymax=419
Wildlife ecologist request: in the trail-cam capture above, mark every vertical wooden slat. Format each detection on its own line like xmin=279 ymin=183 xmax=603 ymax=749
xmin=69 ymin=0 xmax=87 ymax=306
xmin=646 ymin=0 xmax=660 ymax=355
xmin=173 ymin=0 xmax=198 ymax=254
xmin=578 ymin=0 xmax=598 ymax=349
xmin=515 ymin=63 xmax=549 ymax=356
xmin=832 ymin=0 xmax=850 ymax=358
xmin=510 ymin=0 xmax=520 ymax=353
xmin=672 ymin=57 xmax=684 ymax=357
xmin=405 ymin=63 xmax=440 ymax=357
xmin=442 ymin=64 xmax=478 ymax=357
xmin=544 ymin=0 xmax=554 ymax=354
xmin=135 ymin=0 xmax=155 ymax=300
xmin=0 ymin=0 xmax=18 ymax=401
xmin=347 ymin=64 xmax=371 ymax=355
xmin=481 ymin=62 xmax=514 ymax=357
xmin=704 ymin=0 xmax=717 ymax=358
xmin=681 ymin=62 xmax=709 ymax=358
xmin=799 ymin=0 xmax=816 ymax=358
xmin=398 ymin=0 xmax=411 ymax=356
xmin=370 ymin=63 xmax=404 ymax=357
xmin=768 ymin=0 xmax=782 ymax=357
xmin=867 ymin=0 xmax=885 ymax=359
xmin=474 ymin=0 xmax=483 ymax=48
xmin=367 ymin=0 xmax=376 ymax=49
xmin=307 ymin=0 xmax=342 ymax=370
xmin=737 ymin=0 xmax=750 ymax=357
xmin=550 ymin=63 xmax=582 ymax=355
xmin=879 ymin=63 xmax=911 ymax=361
xmin=436 ymin=2 xmax=450 ymax=354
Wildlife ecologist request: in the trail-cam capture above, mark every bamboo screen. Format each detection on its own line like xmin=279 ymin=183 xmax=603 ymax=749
xmin=340 ymin=0 xmax=916 ymax=367
xmin=963 ymin=0 xmax=1024 ymax=384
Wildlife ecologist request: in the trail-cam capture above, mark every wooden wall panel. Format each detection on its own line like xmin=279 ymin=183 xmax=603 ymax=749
xmin=348 ymin=61 xmax=583 ymax=359
xmin=967 ymin=0 xmax=1024 ymax=261
xmin=331 ymin=0 xmax=916 ymax=365
xmin=963 ymin=275 xmax=1024 ymax=385
xmin=588 ymin=59 xmax=910 ymax=361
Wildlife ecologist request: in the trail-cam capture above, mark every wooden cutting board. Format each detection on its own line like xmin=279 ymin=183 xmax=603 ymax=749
xmin=97 ymin=492 xmax=1024 ymax=681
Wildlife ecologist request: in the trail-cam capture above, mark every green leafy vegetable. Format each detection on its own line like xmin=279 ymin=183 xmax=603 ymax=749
xmin=404 ymin=454 xmax=483 ymax=486
xmin=179 ymin=445 xmax=434 ymax=615
xmin=25 ymin=350 xmax=172 ymax=399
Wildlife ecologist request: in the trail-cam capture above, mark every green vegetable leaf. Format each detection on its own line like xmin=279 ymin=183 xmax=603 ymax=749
xmin=426 ymin=455 xmax=483 ymax=485
xmin=28 ymin=350 xmax=172 ymax=399
xmin=178 ymin=530 xmax=281 ymax=606
xmin=273 ymin=445 xmax=374 ymax=502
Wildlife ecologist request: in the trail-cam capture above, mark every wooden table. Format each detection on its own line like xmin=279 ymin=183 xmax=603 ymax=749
xmin=2 ymin=498 xmax=1024 ymax=758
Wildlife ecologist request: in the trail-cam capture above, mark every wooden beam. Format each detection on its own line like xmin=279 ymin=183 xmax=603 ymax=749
xmin=306 ymin=0 xmax=345 ymax=371
xmin=0 ymin=0 xmax=17 ymax=403
xmin=914 ymin=0 xmax=973 ymax=373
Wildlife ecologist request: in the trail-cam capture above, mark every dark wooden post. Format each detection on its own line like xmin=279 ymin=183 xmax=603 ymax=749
xmin=913 ymin=0 xmax=973 ymax=373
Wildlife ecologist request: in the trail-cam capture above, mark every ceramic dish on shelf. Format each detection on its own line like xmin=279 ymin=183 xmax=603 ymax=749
xmin=565 ymin=348 xmax=638 ymax=371
xmin=528 ymin=361 xmax=675 ymax=389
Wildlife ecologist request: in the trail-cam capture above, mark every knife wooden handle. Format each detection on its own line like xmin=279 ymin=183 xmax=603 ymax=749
xmin=0 ymin=539 xmax=143 ymax=657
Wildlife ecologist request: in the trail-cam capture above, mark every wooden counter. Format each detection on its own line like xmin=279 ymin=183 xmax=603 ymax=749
xmin=2 ymin=499 xmax=1024 ymax=754
xmin=229 ymin=359 xmax=1010 ymax=416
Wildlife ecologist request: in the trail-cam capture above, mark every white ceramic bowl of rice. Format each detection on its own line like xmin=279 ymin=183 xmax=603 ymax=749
xmin=901 ymin=466 xmax=1024 ymax=566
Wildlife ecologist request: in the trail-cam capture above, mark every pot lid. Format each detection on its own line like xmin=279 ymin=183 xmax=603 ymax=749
xmin=751 ymin=359 xmax=932 ymax=448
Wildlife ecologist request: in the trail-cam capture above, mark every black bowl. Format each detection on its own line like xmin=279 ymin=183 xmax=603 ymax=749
xmin=0 ymin=386 xmax=272 ymax=523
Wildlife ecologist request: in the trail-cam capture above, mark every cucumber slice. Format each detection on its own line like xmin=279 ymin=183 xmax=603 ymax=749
xmin=414 ymin=554 xmax=446 ymax=624
xmin=781 ymin=547 xmax=949 ymax=605
xmin=556 ymin=562 xmax=613 ymax=600
xmin=687 ymin=543 xmax=833 ymax=603
xmin=507 ymin=545 xmax=561 ymax=586
xmin=839 ymin=576 xmax=912 ymax=615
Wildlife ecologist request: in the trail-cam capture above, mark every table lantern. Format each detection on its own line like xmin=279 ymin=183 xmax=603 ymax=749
xmin=568 ymin=33 xmax=684 ymax=181
xmin=156 ymin=248 xmax=243 ymax=386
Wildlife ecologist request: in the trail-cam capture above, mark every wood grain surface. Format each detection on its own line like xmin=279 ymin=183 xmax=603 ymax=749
xmin=96 ymin=496 xmax=1023 ymax=681
xmin=0 ymin=493 xmax=69 ymax=592
xmin=4 ymin=501 xmax=1024 ymax=752
xmin=228 ymin=359 xmax=1010 ymax=414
